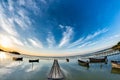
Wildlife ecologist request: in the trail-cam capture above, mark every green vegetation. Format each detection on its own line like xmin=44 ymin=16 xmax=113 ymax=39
xmin=112 ymin=42 xmax=120 ymax=51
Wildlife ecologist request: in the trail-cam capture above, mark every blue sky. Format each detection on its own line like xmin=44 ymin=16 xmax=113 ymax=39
xmin=0 ymin=0 xmax=120 ymax=56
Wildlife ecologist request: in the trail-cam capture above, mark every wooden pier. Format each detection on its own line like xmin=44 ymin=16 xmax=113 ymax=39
xmin=48 ymin=59 xmax=64 ymax=80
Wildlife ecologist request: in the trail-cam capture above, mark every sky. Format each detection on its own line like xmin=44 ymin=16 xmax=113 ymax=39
xmin=0 ymin=0 xmax=120 ymax=56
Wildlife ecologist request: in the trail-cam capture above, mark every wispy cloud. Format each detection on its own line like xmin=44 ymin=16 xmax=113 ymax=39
xmin=28 ymin=38 xmax=43 ymax=48
xmin=40 ymin=0 xmax=47 ymax=4
xmin=46 ymin=32 xmax=56 ymax=48
xmin=67 ymin=28 xmax=108 ymax=48
xmin=67 ymin=37 xmax=84 ymax=48
xmin=0 ymin=0 xmax=39 ymax=49
xmin=59 ymin=25 xmax=73 ymax=48
xmin=10 ymin=36 xmax=24 ymax=46
xmin=77 ymin=41 xmax=92 ymax=48
xmin=59 ymin=24 xmax=64 ymax=29
xmin=23 ymin=0 xmax=40 ymax=15
xmin=0 ymin=5 xmax=18 ymax=36
xmin=0 ymin=34 xmax=24 ymax=48
xmin=85 ymin=28 xmax=108 ymax=41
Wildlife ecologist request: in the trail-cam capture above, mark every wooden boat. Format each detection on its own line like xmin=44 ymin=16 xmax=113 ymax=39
xmin=48 ymin=59 xmax=64 ymax=80
xmin=111 ymin=61 xmax=120 ymax=69
xmin=66 ymin=58 xmax=69 ymax=62
xmin=89 ymin=56 xmax=107 ymax=63
xmin=29 ymin=59 xmax=39 ymax=63
xmin=13 ymin=57 xmax=23 ymax=61
xmin=78 ymin=59 xmax=89 ymax=67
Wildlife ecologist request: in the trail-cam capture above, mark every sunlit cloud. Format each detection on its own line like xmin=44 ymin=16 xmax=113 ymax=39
xmin=67 ymin=28 xmax=108 ymax=49
xmin=59 ymin=25 xmax=73 ymax=48
xmin=28 ymin=38 xmax=43 ymax=48
xmin=10 ymin=36 xmax=24 ymax=46
xmin=0 ymin=9 xmax=18 ymax=36
xmin=0 ymin=34 xmax=13 ymax=48
xmin=77 ymin=41 xmax=92 ymax=48
xmin=0 ymin=34 xmax=24 ymax=48
xmin=47 ymin=32 xmax=56 ymax=48
xmin=85 ymin=28 xmax=108 ymax=41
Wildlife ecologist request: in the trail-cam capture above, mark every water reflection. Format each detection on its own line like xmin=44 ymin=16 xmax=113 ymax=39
xmin=0 ymin=52 xmax=120 ymax=80
xmin=0 ymin=52 xmax=7 ymax=59
xmin=111 ymin=68 xmax=120 ymax=74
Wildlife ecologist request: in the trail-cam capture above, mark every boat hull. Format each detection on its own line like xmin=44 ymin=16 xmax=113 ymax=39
xmin=29 ymin=59 xmax=39 ymax=63
xmin=111 ymin=61 xmax=120 ymax=69
xmin=89 ymin=56 xmax=107 ymax=63
xmin=66 ymin=59 xmax=69 ymax=62
xmin=78 ymin=60 xmax=89 ymax=67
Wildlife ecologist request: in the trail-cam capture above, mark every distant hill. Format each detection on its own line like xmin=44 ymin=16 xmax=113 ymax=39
xmin=8 ymin=51 xmax=21 ymax=55
xmin=112 ymin=42 xmax=120 ymax=51
xmin=0 ymin=48 xmax=4 ymax=51
xmin=0 ymin=48 xmax=21 ymax=55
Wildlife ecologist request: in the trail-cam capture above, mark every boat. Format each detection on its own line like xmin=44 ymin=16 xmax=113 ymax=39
xmin=29 ymin=59 xmax=39 ymax=63
xmin=48 ymin=59 xmax=64 ymax=80
xmin=13 ymin=57 xmax=23 ymax=61
xmin=78 ymin=59 xmax=89 ymax=67
xmin=89 ymin=56 xmax=107 ymax=63
xmin=66 ymin=58 xmax=69 ymax=62
xmin=111 ymin=60 xmax=120 ymax=69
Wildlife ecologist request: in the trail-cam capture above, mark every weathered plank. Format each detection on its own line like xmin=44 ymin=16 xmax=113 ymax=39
xmin=48 ymin=59 xmax=64 ymax=80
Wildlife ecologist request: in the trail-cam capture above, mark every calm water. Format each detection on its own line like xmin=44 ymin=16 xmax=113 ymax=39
xmin=0 ymin=51 xmax=120 ymax=80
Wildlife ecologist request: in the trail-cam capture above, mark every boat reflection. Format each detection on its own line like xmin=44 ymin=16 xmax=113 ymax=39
xmin=13 ymin=57 xmax=23 ymax=61
xmin=111 ymin=68 xmax=120 ymax=74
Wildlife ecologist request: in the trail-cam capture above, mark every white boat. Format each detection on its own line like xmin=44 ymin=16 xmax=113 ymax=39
xmin=111 ymin=61 xmax=120 ymax=69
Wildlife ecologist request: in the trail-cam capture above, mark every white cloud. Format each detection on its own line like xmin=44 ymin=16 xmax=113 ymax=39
xmin=0 ymin=34 xmax=24 ymax=48
xmin=24 ymin=0 xmax=40 ymax=15
xmin=8 ymin=0 xmax=14 ymax=11
xmin=0 ymin=1 xmax=35 ymax=48
xmin=59 ymin=26 xmax=73 ymax=47
xmin=85 ymin=28 xmax=108 ymax=41
xmin=47 ymin=32 xmax=56 ymax=48
xmin=0 ymin=0 xmax=32 ymax=31
xmin=18 ymin=0 xmax=25 ymax=6
xmin=28 ymin=38 xmax=43 ymax=48
xmin=59 ymin=24 xmax=64 ymax=29
xmin=67 ymin=28 xmax=108 ymax=48
xmin=0 ymin=6 xmax=18 ymax=36
xmin=40 ymin=0 xmax=47 ymax=4
xmin=77 ymin=41 xmax=91 ymax=48
xmin=67 ymin=37 xmax=84 ymax=48
xmin=10 ymin=36 xmax=24 ymax=46
xmin=109 ymin=34 xmax=120 ymax=39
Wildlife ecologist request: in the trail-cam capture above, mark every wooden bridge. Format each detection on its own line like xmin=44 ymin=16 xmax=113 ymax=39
xmin=48 ymin=59 xmax=64 ymax=80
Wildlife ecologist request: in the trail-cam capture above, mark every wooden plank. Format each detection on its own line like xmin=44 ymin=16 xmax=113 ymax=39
xmin=48 ymin=59 xmax=64 ymax=80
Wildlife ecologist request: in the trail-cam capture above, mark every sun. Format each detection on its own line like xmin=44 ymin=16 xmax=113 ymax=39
xmin=0 ymin=35 xmax=12 ymax=48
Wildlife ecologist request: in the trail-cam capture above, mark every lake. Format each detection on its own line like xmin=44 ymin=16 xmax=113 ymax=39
xmin=0 ymin=51 xmax=120 ymax=80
